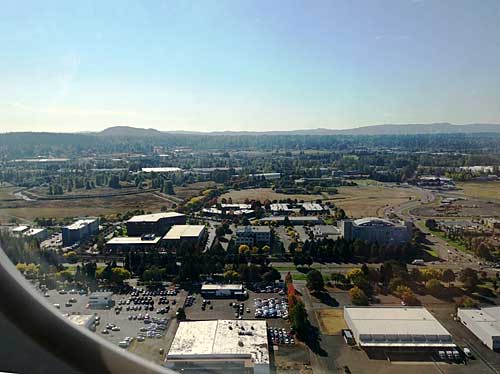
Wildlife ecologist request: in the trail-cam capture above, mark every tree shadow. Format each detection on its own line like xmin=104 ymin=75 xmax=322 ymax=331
xmin=299 ymin=321 xmax=328 ymax=357
xmin=312 ymin=290 xmax=339 ymax=307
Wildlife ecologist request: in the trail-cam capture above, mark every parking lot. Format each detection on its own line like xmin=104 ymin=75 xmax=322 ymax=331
xmin=43 ymin=286 xmax=187 ymax=361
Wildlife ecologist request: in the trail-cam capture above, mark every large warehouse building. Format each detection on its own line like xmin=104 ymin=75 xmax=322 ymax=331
xmin=126 ymin=212 xmax=186 ymax=236
xmin=344 ymin=307 xmax=455 ymax=350
xmin=166 ymin=319 xmax=269 ymax=374
xmin=339 ymin=217 xmax=412 ymax=245
xmin=458 ymin=307 xmax=500 ymax=350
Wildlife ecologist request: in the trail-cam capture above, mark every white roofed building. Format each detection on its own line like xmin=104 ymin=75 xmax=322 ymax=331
xmin=344 ymin=307 xmax=455 ymax=350
xmin=166 ymin=320 xmax=269 ymax=374
xmin=458 ymin=307 xmax=500 ymax=350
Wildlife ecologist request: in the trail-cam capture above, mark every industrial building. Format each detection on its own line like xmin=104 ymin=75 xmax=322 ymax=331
xmin=235 ymin=226 xmax=271 ymax=247
xmin=105 ymin=235 xmax=161 ymax=252
xmin=344 ymin=307 xmax=455 ymax=350
xmin=201 ymin=284 xmax=247 ymax=299
xmin=166 ymin=320 xmax=269 ymax=374
xmin=88 ymin=292 xmax=113 ymax=309
xmin=126 ymin=212 xmax=186 ymax=236
xmin=338 ymin=217 xmax=412 ymax=245
xmin=458 ymin=307 xmax=500 ymax=350
xmin=162 ymin=225 xmax=207 ymax=248
xmin=62 ymin=218 xmax=99 ymax=247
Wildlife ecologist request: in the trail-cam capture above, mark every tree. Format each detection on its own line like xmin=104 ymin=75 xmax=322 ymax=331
xmin=425 ymin=219 xmax=438 ymax=230
xmin=456 ymin=296 xmax=478 ymax=308
xmin=289 ymin=299 xmax=308 ymax=337
xmin=330 ymin=272 xmax=346 ymax=286
xmin=306 ymin=269 xmax=324 ymax=293
xmin=176 ymin=307 xmax=186 ymax=320
xmin=425 ymin=279 xmax=445 ymax=296
xmin=401 ymin=289 xmax=420 ymax=306
xmin=441 ymin=269 xmax=456 ymax=286
xmin=349 ymin=286 xmax=369 ymax=306
xmin=459 ymin=268 xmax=479 ymax=292
xmin=238 ymin=244 xmax=250 ymax=254
xmin=111 ymin=267 xmax=131 ymax=284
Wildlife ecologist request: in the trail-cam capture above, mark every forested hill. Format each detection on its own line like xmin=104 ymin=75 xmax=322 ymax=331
xmin=2 ymin=131 xmax=500 ymax=159
xmin=95 ymin=123 xmax=500 ymax=137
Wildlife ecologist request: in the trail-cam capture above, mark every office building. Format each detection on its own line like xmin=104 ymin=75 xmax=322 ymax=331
xmin=126 ymin=212 xmax=186 ymax=236
xmin=62 ymin=218 xmax=99 ymax=247
xmin=235 ymin=226 xmax=271 ymax=247
xmin=338 ymin=217 xmax=412 ymax=245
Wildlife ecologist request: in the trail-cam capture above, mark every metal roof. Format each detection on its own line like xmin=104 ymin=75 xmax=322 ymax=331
xmin=345 ymin=307 xmax=453 ymax=347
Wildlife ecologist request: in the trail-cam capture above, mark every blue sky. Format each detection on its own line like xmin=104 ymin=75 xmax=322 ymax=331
xmin=1 ymin=0 xmax=500 ymax=132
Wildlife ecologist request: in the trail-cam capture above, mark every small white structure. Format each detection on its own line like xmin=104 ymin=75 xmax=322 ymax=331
xmin=201 ymin=284 xmax=246 ymax=298
xmin=166 ymin=320 xmax=269 ymax=374
xmin=65 ymin=314 xmax=96 ymax=331
xmin=88 ymin=292 xmax=113 ymax=309
xmin=344 ymin=307 xmax=455 ymax=348
xmin=458 ymin=307 xmax=500 ymax=350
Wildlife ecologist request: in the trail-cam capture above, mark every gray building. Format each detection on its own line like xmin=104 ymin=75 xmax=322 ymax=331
xmin=235 ymin=226 xmax=271 ymax=247
xmin=62 ymin=218 xmax=99 ymax=247
xmin=88 ymin=292 xmax=113 ymax=309
xmin=339 ymin=217 xmax=412 ymax=245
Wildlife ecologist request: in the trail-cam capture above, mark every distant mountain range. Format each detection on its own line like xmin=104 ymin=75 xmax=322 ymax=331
xmin=95 ymin=123 xmax=500 ymax=137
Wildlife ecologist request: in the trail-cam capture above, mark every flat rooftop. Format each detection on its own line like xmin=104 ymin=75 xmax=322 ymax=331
xmin=25 ymin=228 xmax=46 ymax=236
xmin=167 ymin=320 xmax=269 ymax=365
xmin=64 ymin=218 xmax=98 ymax=230
xmin=11 ymin=225 xmax=29 ymax=232
xmin=141 ymin=167 xmax=183 ymax=173
xmin=459 ymin=307 xmax=500 ymax=337
xmin=345 ymin=307 xmax=454 ymax=347
xmin=163 ymin=225 xmax=205 ymax=240
xmin=127 ymin=212 xmax=185 ymax=223
xmin=106 ymin=236 xmax=161 ymax=245
xmin=201 ymin=284 xmax=243 ymax=291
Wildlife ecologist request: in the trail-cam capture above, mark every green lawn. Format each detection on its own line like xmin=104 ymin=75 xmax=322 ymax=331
xmin=430 ymin=229 xmax=469 ymax=253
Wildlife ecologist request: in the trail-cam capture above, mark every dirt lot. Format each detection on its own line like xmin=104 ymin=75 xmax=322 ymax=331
xmin=458 ymin=181 xmax=500 ymax=203
xmin=0 ymin=192 xmax=173 ymax=224
xmin=219 ymin=188 xmax=323 ymax=203
xmin=412 ymin=196 xmax=500 ymax=218
xmin=316 ymin=309 xmax=346 ymax=335
xmin=174 ymin=181 xmax=220 ymax=201
xmin=326 ymin=184 xmax=419 ymax=218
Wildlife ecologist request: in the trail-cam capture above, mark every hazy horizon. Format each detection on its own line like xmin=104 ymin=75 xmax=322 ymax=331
xmin=1 ymin=0 xmax=500 ymax=133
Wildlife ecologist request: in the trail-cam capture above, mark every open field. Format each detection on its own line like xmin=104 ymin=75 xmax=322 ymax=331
xmin=174 ymin=181 xmax=220 ymax=201
xmin=0 ymin=192 xmax=173 ymax=224
xmin=219 ymin=188 xmax=323 ymax=203
xmin=458 ymin=181 xmax=500 ymax=203
xmin=326 ymin=184 xmax=419 ymax=218
xmin=316 ymin=309 xmax=346 ymax=335
xmin=0 ymin=186 xmax=21 ymax=201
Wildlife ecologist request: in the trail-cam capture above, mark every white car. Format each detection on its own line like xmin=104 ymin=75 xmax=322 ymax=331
xmin=463 ymin=347 xmax=473 ymax=358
